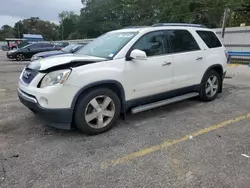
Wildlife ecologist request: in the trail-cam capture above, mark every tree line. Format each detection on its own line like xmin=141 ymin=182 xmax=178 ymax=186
xmin=0 ymin=0 xmax=250 ymax=41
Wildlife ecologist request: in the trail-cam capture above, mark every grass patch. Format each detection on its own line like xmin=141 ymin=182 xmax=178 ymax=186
xmin=230 ymin=58 xmax=250 ymax=65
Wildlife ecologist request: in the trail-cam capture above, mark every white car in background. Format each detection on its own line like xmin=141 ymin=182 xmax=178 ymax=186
xmin=18 ymin=23 xmax=227 ymax=135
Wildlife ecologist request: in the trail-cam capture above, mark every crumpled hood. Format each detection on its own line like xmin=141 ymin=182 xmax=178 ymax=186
xmin=27 ymin=54 xmax=107 ymax=71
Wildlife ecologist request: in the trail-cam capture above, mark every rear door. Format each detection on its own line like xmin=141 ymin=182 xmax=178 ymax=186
xmin=40 ymin=43 xmax=55 ymax=52
xmin=166 ymin=29 xmax=204 ymax=89
xmin=196 ymin=30 xmax=227 ymax=68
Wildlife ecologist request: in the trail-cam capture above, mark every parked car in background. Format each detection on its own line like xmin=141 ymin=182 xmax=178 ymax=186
xmin=6 ymin=43 xmax=57 ymax=61
xmin=1 ymin=45 xmax=9 ymax=51
xmin=31 ymin=44 xmax=85 ymax=61
xmin=54 ymin=42 xmax=69 ymax=49
xmin=5 ymin=38 xmax=28 ymax=50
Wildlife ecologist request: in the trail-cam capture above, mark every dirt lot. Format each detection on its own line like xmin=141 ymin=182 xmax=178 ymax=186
xmin=0 ymin=51 xmax=250 ymax=188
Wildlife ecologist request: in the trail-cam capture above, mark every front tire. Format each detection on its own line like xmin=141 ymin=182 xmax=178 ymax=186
xmin=16 ymin=53 xmax=25 ymax=61
xmin=74 ymin=88 xmax=121 ymax=135
xmin=200 ymin=70 xmax=222 ymax=102
xmin=29 ymin=108 xmax=37 ymax=114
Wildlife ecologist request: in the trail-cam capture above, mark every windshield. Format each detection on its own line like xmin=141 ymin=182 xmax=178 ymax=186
xmin=61 ymin=44 xmax=77 ymax=52
xmin=76 ymin=32 xmax=138 ymax=59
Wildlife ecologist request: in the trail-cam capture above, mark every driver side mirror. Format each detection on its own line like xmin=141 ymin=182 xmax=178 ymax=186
xmin=126 ymin=49 xmax=147 ymax=61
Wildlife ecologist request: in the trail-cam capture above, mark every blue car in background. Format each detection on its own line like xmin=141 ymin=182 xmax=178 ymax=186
xmin=30 ymin=44 xmax=85 ymax=61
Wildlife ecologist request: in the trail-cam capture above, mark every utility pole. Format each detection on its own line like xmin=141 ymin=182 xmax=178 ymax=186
xmin=62 ymin=23 xmax=64 ymax=40
xmin=17 ymin=22 xmax=20 ymax=38
xmin=60 ymin=20 xmax=64 ymax=40
xmin=221 ymin=8 xmax=230 ymax=39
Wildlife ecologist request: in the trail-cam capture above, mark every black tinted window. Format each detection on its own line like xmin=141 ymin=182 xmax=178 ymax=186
xmin=167 ymin=30 xmax=200 ymax=53
xmin=42 ymin=43 xmax=53 ymax=48
xmin=30 ymin=43 xmax=42 ymax=49
xmin=132 ymin=31 xmax=168 ymax=57
xmin=55 ymin=42 xmax=69 ymax=47
xmin=196 ymin=31 xmax=222 ymax=48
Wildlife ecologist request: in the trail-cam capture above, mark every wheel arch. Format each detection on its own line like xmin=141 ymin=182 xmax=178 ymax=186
xmin=71 ymin=80 xmax=126 ymax=112
xmin=202 ymin=64 xmax=223 ymax=81
xmin=201 ymin=64 xmax=224 ymax=93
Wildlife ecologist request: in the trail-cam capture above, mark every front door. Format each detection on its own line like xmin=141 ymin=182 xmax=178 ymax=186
xmin=24 ymin=43 xmax=41 ymax=59
xmin=124 ymin=31 xmax=174 ymax=101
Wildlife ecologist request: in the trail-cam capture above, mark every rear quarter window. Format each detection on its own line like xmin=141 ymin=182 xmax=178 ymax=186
xmin=196 ymin=31 xmax=222 ymax=48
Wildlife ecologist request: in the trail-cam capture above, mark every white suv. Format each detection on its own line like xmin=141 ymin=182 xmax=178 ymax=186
xmin=18 ymin=23 xmax=227 ymax=135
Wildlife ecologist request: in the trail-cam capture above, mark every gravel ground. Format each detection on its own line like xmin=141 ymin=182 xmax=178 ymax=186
xmin=0 ymin=51 xmax=250 ymax=188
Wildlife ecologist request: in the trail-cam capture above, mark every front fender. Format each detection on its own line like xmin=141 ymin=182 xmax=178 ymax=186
xmin=67 ymin=59 xmax=124 ymax=88
xmin=70 ymin=80 xmax=126 ymax=109
xmin=68 ymin=60 xmax=125 ymax=107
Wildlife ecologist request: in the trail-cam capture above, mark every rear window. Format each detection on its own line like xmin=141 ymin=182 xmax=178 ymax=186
xmin=196 ymin=31 xmax=222 ymax=48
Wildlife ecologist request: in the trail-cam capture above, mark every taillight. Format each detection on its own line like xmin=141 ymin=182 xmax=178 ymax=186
xmin=225 ymin=50 xmax=228 ymax=59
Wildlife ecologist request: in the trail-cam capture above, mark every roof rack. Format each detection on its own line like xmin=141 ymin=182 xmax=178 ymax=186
xmin=152 ymin=23 xmax=207 ymax=28
xmin=123 ymin=26 xmax=149 ymax=29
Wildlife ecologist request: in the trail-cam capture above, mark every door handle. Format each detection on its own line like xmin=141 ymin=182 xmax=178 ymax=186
xmin=196 ymin=57 xmax=203 ymax=60
xmin=162 ymin=62 xmax=172 ymax=66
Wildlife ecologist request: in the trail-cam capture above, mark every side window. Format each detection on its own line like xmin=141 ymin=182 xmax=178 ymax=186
xmin=132 ymin=31 xmax=167 ymax=57
xmin=196 ymin=31 xmax=222 ymax=48
xmin=167 ymin=30 xmax=200 ymax=53
xmin=73 ymin=46 xmax=81 ymax=52
xmin=42 ymin=43 xmax=53 ymax=48
xmin=39 ymin=43 xmax=46 ymax=48
xmin=62 ymin=42 xmax=69 ymax=47
xmin=29 ymin=43 xmax=40 ymax=49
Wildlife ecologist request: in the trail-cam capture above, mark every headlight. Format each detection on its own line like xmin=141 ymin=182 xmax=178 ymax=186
xmin=40 ymin=69 xmax=71 ymax=88
xmin=8 ymin=50 xmax=16 ymax=54
xmin=7 ymin=50 xmax=13 ymax=55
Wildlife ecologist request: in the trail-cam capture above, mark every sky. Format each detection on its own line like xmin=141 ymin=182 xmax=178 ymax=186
xmin=0 ymin=0 xmax=83 ymax=28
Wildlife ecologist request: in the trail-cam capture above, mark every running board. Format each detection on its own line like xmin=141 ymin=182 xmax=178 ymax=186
xmin=131 ymin=92 xmax=199 ymax=114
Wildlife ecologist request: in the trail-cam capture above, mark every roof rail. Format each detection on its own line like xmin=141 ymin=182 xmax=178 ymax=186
xmin=152 ymin=23 xmax=207 ymax=28
xmin=123 ymin=26 xmax=149 ymax=29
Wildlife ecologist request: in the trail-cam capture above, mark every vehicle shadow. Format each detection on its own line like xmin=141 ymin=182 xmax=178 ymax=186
xmin=15 ymin=84 xmax=239 ymax=138
xmin=43 ymin=97 xmax=201 ymax=138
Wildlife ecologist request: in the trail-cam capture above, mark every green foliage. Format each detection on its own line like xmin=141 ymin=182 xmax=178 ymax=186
xmin=77 ymin=0 xmax=250 ymax=38
xmin=0 ymin=25 xmax=15 ymax=40
xmin=0 ymin=18 xmax=59 ymax=41
xmin=59 ymin=11 xmax=80 ymax=39
xmin=0 ymin=0 xmax=249 ymax=41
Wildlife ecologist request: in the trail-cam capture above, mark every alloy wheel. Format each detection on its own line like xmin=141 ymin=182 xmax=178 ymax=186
xmin=205 ymin=75 xmax=219 ymax=98
xmin=85 ymin=95 xmax=115 ymax=129
xmin=16 ymin=54 xmax=25 ymax=61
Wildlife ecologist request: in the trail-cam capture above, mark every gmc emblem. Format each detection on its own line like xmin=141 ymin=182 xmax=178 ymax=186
xmin=23 ymin=70 xmax=31 ymax=79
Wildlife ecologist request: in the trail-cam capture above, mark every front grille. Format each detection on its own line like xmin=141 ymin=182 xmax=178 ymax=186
xmin=21 ymin=61 xmax=41 ymax=84
xmin=22 ymin=67 xmax=38 ymax=84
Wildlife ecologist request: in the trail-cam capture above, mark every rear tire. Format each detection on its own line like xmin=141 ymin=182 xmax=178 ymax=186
xmin=200 ymin=70 xmax=222 ymax=102
xmin=74 ymin=88 xmax=121 ymax=135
